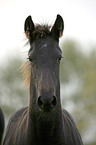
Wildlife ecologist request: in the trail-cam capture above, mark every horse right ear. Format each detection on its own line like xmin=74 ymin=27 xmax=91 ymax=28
xmin=51 ymin=14 xmax=64 ymax=41
xmin=24 ymin=16 xmax=35 ymax=39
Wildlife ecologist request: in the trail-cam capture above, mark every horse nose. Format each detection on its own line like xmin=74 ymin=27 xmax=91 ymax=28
xmin=37 ymin=95 xmax=57 ymax=112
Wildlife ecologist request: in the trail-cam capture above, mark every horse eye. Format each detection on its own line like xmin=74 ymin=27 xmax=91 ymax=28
xmin=27 ymin=57 xmax=32 ymax=62
xmin=57 ymin=55 xmax=63 ymax=61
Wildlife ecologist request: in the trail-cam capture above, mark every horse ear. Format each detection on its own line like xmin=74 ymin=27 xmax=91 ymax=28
xmin=51 ymin=14 xmax=64 ymax=41
xmin=24 ymin=16 xmax=35 ymax=39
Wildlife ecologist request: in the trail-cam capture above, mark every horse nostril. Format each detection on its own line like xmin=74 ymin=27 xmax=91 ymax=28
xmin=51 ymin=96 xmax=57 ymax=109
xmin=37 ymin=95 xmax=57 ymax=112
xmin=37 ymin=96 xmax=44 ymax=109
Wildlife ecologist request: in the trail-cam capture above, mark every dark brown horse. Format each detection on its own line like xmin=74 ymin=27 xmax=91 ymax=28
xmin=0 ymin=108 xmax=4 ymax=145
xmin=2 ymin=15 xmax=83 ymax=145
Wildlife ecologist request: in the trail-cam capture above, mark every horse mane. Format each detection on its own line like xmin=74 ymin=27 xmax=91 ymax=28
xmin=20 ymin=61 xmax=31 ymax=88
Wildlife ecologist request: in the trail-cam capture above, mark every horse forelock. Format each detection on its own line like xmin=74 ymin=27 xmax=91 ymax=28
xmin=30 ymin=24 xmax=51 ymax=43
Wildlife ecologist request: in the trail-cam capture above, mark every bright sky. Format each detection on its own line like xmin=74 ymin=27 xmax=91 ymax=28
xmin=0 ymin=0 xmax=96 ymax=60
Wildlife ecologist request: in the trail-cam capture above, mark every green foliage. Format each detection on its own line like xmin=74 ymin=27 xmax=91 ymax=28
xmin=0 ymin=56 xmax=28 ymax=119
xmin=60 ymin=39 xmax=96 ymax=145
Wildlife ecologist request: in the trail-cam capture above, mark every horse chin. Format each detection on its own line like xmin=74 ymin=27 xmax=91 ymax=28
xmin=37 ymin=108 xmax=56 ymax=122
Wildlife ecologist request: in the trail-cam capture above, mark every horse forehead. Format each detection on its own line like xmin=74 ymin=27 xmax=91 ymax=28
xmin=34 ymin=37 xmax=58 ymax=50
xmin=38 ymin=44 xmax=57 ymax=56
xmin=40 ymin=44 xmax=48 ymax=49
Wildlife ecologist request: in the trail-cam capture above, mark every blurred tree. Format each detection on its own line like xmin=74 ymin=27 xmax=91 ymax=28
xmin=60 ymin=39 xmax=96 ymax=145
xmin=0 ymin=56 xmax=28 ymax=121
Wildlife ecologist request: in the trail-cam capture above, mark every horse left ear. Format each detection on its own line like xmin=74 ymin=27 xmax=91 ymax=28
xmin=24 ymin=15 xmax=35 ymax=39
xmin=51 ymin=14 xmax=64 ymax=41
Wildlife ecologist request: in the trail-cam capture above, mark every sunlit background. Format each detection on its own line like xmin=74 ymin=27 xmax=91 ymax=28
xmin=0 ymin=0 xmax=96 ymax=145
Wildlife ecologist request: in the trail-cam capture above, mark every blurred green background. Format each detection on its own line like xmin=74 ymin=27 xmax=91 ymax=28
xmin=0 ymin=39 xmax=96 ymax=145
